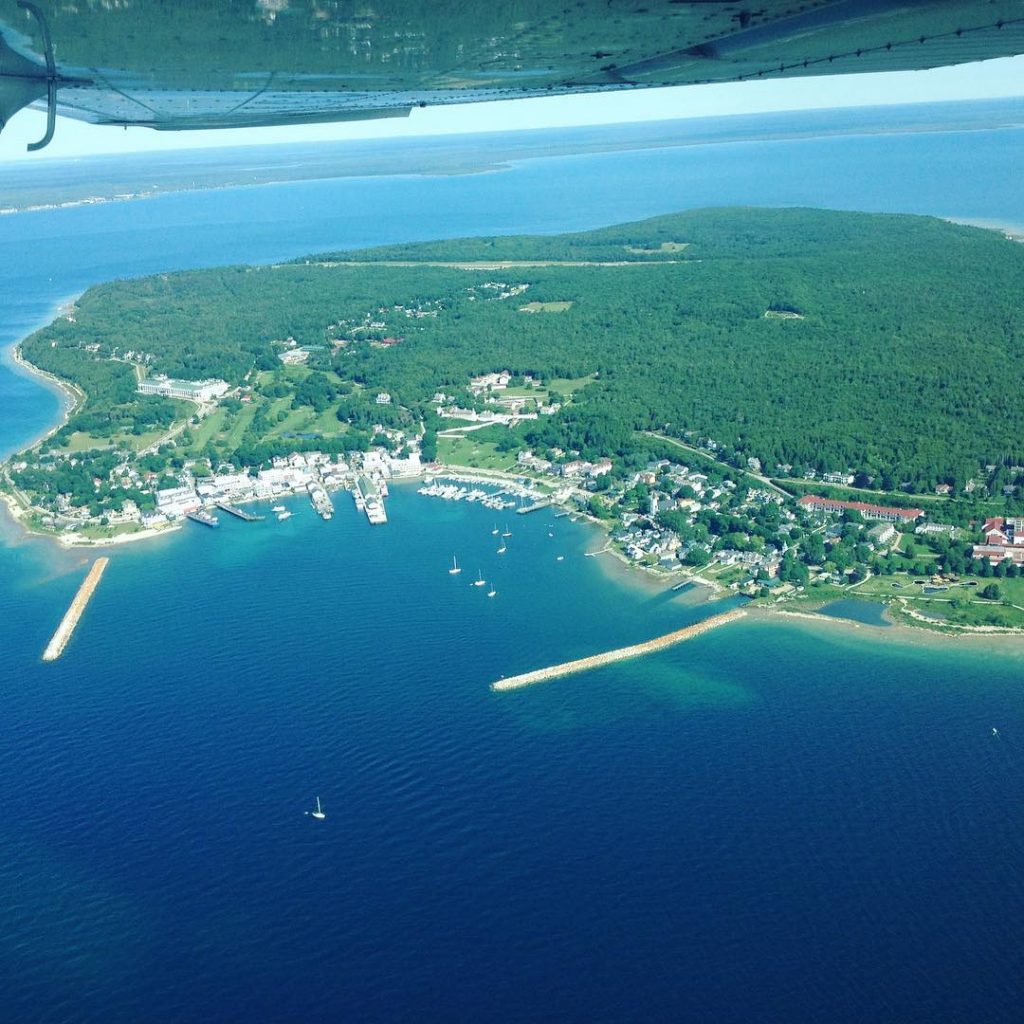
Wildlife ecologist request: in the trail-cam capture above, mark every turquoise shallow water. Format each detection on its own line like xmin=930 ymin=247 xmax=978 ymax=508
xmin=2 ymin=113 xmax=1024 ymax=1022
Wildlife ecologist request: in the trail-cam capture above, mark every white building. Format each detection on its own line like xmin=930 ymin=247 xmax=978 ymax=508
xmin=155 ymin=486 xmax=201 ymax=518
xmin=139 ymin=377 xmax=229 ymax=402
xmin=212 ymin=472 xmax=253 ymax=493
xmin=387 ymin=452 xmax=422 ymax=477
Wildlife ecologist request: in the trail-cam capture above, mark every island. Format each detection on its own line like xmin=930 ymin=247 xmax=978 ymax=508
xmin=5 ymin=207 xmax=1024 ymax=636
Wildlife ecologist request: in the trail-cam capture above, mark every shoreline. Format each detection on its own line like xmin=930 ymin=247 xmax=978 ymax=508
xmin=750 ymin=602 xmax=1024 ymax=650
xmin=942 ymin=216 xmax=1024 ymax=242
xmin=2 ymin=295 xmax=87 ymax=455
xmin=429 ymin=464 xmax=725 ymax=598
xmin=9 ymin=430 xmax=1020 ymax=642
xmin=4 ymin=333 xmax=1024 ymax=645
xmin=10 ymin=344 xmax=85 ymax=434
xmin=0 ymin=488 xmax=183 ymax=550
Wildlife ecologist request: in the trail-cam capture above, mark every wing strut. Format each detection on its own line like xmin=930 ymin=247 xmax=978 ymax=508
xmin=17 ymin=1 xmax=54 ymax=150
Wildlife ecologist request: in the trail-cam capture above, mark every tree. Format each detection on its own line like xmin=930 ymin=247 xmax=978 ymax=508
xmin=779 ymin=553 xmax=810 ymax=585
xmin=683 ymin=547 xmax=711 ymax=567
xmin=420 ymin=428 xmax=438 ymax=462
xmin=981 ymin=583 xmax=1001 ymax=600
xmin=802 ymin=532 xmax=826 ymax=565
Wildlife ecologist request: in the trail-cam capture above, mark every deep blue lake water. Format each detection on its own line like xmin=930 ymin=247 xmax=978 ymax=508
xmin=1 ymin=110 xmax=1023 ymax=1023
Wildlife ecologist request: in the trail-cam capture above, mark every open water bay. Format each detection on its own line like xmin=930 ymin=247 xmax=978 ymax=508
xmin=1 ymin=111 xmax=1023 ymax=1022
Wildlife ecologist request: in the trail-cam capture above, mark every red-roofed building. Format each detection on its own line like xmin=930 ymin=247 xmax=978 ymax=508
xmin=973 ymin=517 xmax=1024 ymax=565
xmin=972 ymin=544 xmax=1024 ymax=567
xmin=797 ymin=494 xmax=923 ymax=523
xmin=981 ymin=517 xmax=1024 ymax=546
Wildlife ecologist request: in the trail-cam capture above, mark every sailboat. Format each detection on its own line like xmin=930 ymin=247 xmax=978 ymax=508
xmin=474 ymin=571 xmax=486 ymax=587
xmin=497 ymin=542 xmax=506 ymax=554
xmin=491 ymin=523 xmax=499 ymax=535
xmin=308 ymin=796 xmax=326 ymax=820
xmin=448 ymin=555 xmax=462 ymax=575
xmin=487 ymin=586 xmax=497 ymax=598
xmin=502 ymin=523 xmax=512 ymax=538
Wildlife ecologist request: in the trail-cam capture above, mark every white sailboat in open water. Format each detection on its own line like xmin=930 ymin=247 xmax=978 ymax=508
xmin=308 ymin=796 xmax=326 ymax=820
xmin=448 ymin=555 xmax=462 ymax=575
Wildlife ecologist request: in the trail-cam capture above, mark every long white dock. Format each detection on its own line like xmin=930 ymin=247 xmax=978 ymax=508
xmin=492 ymin=608 xmax=745 ymax=691
xmin=42 ymin=557 xmax=109 ymax=662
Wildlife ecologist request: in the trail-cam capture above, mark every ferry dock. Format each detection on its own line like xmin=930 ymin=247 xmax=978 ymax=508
xmin=215 ymin=501 xmax=264 ymax=522
xmin=491 ymin=608 xmax=746 ymax=692
xmin=186 ymin=509 xmax=219 ymax=527
xmin=516 ymin=499 xmax=551 ymax=515
xmin=42 ymin=557 xmax=109 ymax=662
xmin=307 ymin=482 xmax=334 ymax=519
xmin=355 ymin=475 xmax=388 ymax=525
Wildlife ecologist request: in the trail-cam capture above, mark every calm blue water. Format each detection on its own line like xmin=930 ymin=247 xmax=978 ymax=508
xmin=2 ymin=117 xmax=1024 ymax=1023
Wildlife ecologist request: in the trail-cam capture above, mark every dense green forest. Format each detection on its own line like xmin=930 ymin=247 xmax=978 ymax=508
xmin=19 ymin=207 xmax=1024 ymax=493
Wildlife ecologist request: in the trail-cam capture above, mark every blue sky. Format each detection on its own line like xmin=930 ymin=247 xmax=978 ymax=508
xmin=1 ymin=54 xmax=1022 ymax=163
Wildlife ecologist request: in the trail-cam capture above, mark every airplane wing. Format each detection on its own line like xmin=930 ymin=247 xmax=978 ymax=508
xmin=2 ymin=1 xmax=1023 ymax=148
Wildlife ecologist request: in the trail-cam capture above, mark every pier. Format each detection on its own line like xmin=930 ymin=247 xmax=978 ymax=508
xmin=42 ymin=557 xmax=109 ymax=662
xmin=516 ymin=499 xmax=551 ymax=515
xmin=215 ymin=501 xmax=263 ymax=522
xmin=491 ymin=608 xmax=746 ymax=691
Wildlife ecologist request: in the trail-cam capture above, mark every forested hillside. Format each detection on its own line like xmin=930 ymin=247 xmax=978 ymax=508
xmin=20 ymin=208 xmax=1024 ymax=492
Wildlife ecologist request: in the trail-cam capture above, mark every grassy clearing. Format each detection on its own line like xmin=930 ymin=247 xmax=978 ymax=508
xmin=786 ymin=571 xmax=1024 ymax=630
xmin=265 ymin=394 xmax=294 ymax=421
xmin=938 ymin=601 xmax=1024 ymax=628
xmin=624 ymin=242 xmax=688 ymax=254
xmin=853 ymin=575 xmax=922 ymax=600
xmin=224 ymin=403 xmax=257 ymax=449
xmin=437 ymin=435 xmax=517 ymax=472
xmin=267 ymin=405 xmax=314 ymax=436
xmin=79 ymin=522 xmax=144 ymax=539
xmin=189 ymin=407 xmax=229 ymax=449
xmin=63 ymin=429 xmax=164 ymax=453
xmin=63 ymin=431 xmax=112 ymax=453
xmin=519 ymin=301 xmax=574 ymax=313
xmin=308 ymin=405 xmax=346 ymax=435
xmin=499 ymin=386 xmax=543 ymax=399
xmin=546 ymin=374 xmax=596 ymax=400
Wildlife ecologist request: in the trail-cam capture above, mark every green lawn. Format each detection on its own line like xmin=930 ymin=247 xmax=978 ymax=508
xmin=546 ymin=374 xmax=596 ymax=400
xmin=500 ymin=386 xmax=545 ymax=399
xmin=939 ymin=601 xmax=1024 ymax=628
xmin=223 ymin=403 xmax=257 ymax=449
xmin=519 ymin=301 xmax=574 ymax=313
xmin=188 ymin=407 xmax=229 ymax=450
xmin=805 ymin=571 xmax=1024 ymax=630
xmin=308 ymin=404 xmax=346 ymax=435
xmin=267 ymin=404 xmax=315 ymax=437
xmin=79 ymin=522 xmax=145 ymax=540
xmin=63 ymin=431 xmax=112 ymax=453
xmin=437 ymin=435 xmax=517 ymax=471
xmin=63 ymin=429 xmax=165 ymax=453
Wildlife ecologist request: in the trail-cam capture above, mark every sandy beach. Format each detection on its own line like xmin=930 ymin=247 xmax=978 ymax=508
xmin=748 ymin=603 xmax=1024 ymax=651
